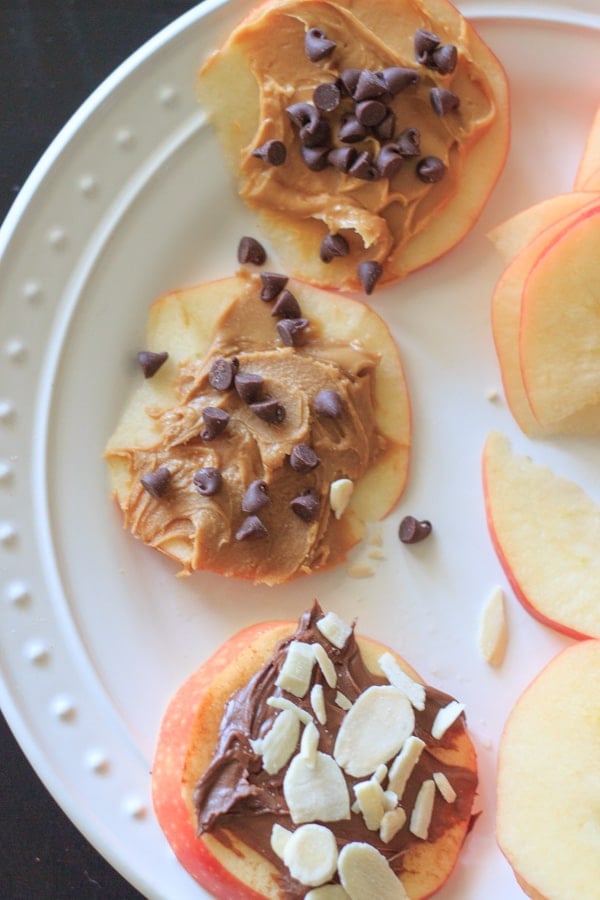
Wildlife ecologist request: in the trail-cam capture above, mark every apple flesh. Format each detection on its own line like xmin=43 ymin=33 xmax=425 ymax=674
xmin=574 ymin=104 xmax=600 ymax=191
xmin=497 ymin=639 xmax=600 ymax=900
xmin=482 ymin=431 xmax=600 ymax=640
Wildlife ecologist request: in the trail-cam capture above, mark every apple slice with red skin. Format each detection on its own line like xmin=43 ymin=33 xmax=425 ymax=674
xmin=574 ymin=104 xmax=600 ymax=191
xmin=497 ymin=639 xmax=600 ymax=900
xmin=482 ymin=431 xmax=600 ymax=640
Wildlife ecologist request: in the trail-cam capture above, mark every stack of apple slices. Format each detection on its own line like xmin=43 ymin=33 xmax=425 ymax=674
xmin=488 ymin=103 xmax=600 ymax=436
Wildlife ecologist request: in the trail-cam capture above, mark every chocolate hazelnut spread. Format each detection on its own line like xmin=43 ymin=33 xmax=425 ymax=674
xmin=193 ymin=604 xmax=478 ymax=897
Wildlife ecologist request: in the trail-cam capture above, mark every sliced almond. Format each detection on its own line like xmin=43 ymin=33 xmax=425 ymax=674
xmin=268 ymin=695 xmax=313 ymax=724
xmin=256 ymin=709 xmax=300 ymax=775
xmin=410 ymin=779 xmax=435 ymax=839
xmin=301 ymin=720 xmax=320 ymax=768
xmin=379 ymin=806 xmax=407 ymax=844
xmin=431 ymin=700 xmax=465 ymax=740
xmin=378 ymin=652 xmax=426 ymax=710
xmin=313 ymin=643 xmax=337 ymax=688
xmin=283 ymin=823 xmax=339 ymax=887
xmin=330 ymin=478 xmax=354 ymax=519
xmin=477 ymin=585 xmax=508 ymax=666
xmin=334 ymin=686 xmax=415 ymax=778
xmin=433 ymin=771 xmax=457 ymax=803
xmin=316 ymin=611 xmax=353 ymax=650
xmin=305 ymin=887 xmax=350 ymax=900
xmin=271 ymin=823 xmax=292 ymax=859
xmin=284 ymin=751 xmax=351 ymax=824
xmin=335 ymin=691 xmax=353 ymax=711
xmin=338 ymin=842 xmax=410 ymax=900
xmin=387 ymin=735 xmax=425 ymax=800
xmin=310 ymin=683 xmax=327 ymax=725
xmin=275 ymin=641 xmax=316 ymax=698
xmin=354 ymin=779 xmax=386 ymax=830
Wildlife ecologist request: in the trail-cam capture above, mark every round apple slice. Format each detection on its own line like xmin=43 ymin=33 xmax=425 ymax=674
xmin=482 ymin=431 xmax=600 ymax=640
xmin=497 ymin=639 xmax=600 ymax=900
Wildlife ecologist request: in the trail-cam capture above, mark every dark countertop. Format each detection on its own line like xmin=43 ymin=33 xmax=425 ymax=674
xmin=0 ymin=3 xmax=199 ymax=897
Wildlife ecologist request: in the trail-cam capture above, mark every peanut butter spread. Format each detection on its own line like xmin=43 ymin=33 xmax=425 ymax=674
xmin=108 ymin=276 xmax=392 ymax=584
xmin=198 ymin=0 xmax=507 ymax=288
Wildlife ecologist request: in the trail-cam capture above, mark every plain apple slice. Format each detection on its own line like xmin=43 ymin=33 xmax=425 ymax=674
xmin=519 ymin=206 xmax=600 ymax=425
xmin=482 ymin=431 xmax=600 ymax=640
xmin=574 ymin=104 xmax=600 ymax=190
xmin=497 ymin=639 xmax=600 ymax=900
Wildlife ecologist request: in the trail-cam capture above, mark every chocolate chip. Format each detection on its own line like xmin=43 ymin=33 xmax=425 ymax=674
xmin=320 ymin=233 xmax=350 ymax=262
xmin=242 ymin=479 xmax=270 ymax=513
xmin=138 ymin=350 xmax=168 ymax=378
xmin=349 ymin=151 xmax=380 ymax=182
xmin=416 ymin=156 xmax=446 ymax=183
xmin=430 ymin=87 xmax=460 ymax=116
xmin=399 ymin=515 xmax=432 ymax=544
xmin=414 ymin=28 xmax=440 ymax=64
xmin=377 ymin=144 xmax=403 ymax=179
xmin=236 ymin=515 xmax=268 ymax=541
xmin=235 ymin=372 xmax=264 ymax=404
xmin=373 ymin=110 xmax=396 ymax=142
xmin=290 ymin=489 xmax=320 ymax=522
xmin=338 ymin=114 xmax=368 ymax=144
xmin=209 ymin=357 xmax=237 ymax=391
xmin=431 ymin=44 xmax=458 ymax=74
xmin=193 ymin=467 xmax=222 ymax=496
xmin=313 ymin=82 xmax=341 ymax=112
xmin=300 ymin=116 xmax=331 ymax=149
xmin=355 ymin=99 xmax=387 ymax=128
xmin=141 ymin=466 xmax=171 ymax=499
xmin=260 ymin=272 xmax=289 ymax=301
xmin=250 ymin=399 xmax=286 ymax=424
xmin=337 ymin=68 xmax=362 ymax=96
xmin=353 ymin=69 xmax=387 ymax=101
xmin=314 ymin=388 xmax=343 ymax=418
xmin=290 ymin=444 xmax=320 ymax=473
xmin=305 ymin=27 xmax=336 ymax=62
xmin=286 ymin=101 xmax=317 ymax=129
xmin=238 ymin=236 xmax=266 ymax=265
xmin=327 ymin=146 xmax=357 ymax=172
xmin=396 ymin=127 xmax=421 ymax=157
xmin=277 ymin=317 xmax=309 ymax=347
xmin=252 ymin=139 xmax=287 ymax=166
xmin=201 ymin=406 xmax=230 ymax=440
xmin=272 ymin=289 xmax=301 ymax=319
xmin=380 ymin=66 xmax=420 ymax=94
xmin=358 ymin=260 xmax=383 ymax=295
xmin=301 ymin=145 xmax=330 ymax=171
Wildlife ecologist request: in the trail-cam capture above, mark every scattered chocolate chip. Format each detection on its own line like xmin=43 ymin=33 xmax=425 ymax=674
xmin=277 ymin=317 xmax=309 ymax=347
xmin=252 ymin=139 xmax=287 ymax=166
xmin=260 ymin=272 xmax=289 ymax=301
xmin=286 ymin=101 xmax=317 ymax=129
xmin=358 ymin=260 xmax=383 ymax=295
xmin=380 ymin=66 xmax=420 ymax=94
xmin=353 ymin=69 xmax=387 ymax=101
xmin=373 ymin=110 xmax=396 ymax=142
xmin=396 ymin=127 xmax=421 ymax=157
xmin=250 ymin=398 xmax=286 ymax=424
xmin=272 ymin=289 xmax=302 ymax=319
xmin=201 ymin=406 xmax=230 ymax=440
xmin=349 ymin=151 xmax=380 ymax=182
xmin=242 ymin=479 xmax=270 ymax=513
xmin=414 ymin=28 xmax=440 ymax=64
xmin=300 ymin=116 xmax=331 ymax=149
xmin=290 ymin=444 xmax=320 ymax=473
xmin=301 ymin=145 xmax=331 ymax=171
xmin=305 ymin=27 xmax=336 ymax=62
xmin=209 ymin=356 xmax=237 ymax=391
xmin=320 ymin=232 xmax=350 ymax=262
xmin=399 ymin=515 xmax=432 ymax=543
xmin=235 ymin=372 xmax=264 ymax=404
xmin=338 ymin=113 xmax=368 ymax=144
xmin=416 ymin=156 xmax=446 ymax=183
xmin=236 ymin=514 xmax=268 ymax=541
xmin=313 ymin=82 xmax=341 ymax=112
xmin=314 ymin=388 xmax=343 ymax=418
xmin=377 ymin=144 xmax=403 ymax=179
xmin=338 ymin=68 xmax=362 ymax=96
xmin=138 ymin=350 xmax=168 ymax=378
xmin=238 ymin=236 xmax=266 ymax=265
xmin=355 ymin=99 xmax=388 ymax=128
xmin=193 ymin=467 xmax=222 ymax=496
xmin=290 ymin=489 xmax=320 ymax=522
xmin=327 ymin=146 xmax=357 ymax=172
xmin=430 ymin=87 xmax=460 ymax=116
xmin=141 ymin=466 xmax=171 ymax=499
xmin=431 ymin=43 xmax=458 ymax=74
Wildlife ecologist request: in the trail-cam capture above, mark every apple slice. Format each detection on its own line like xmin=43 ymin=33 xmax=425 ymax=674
xmin=519 ymin=206 xmax=600 ymax=425
xmin=580 ymin=165 xmax=600 ymax=191
xmin=482 ymin=431 xmax=600 ymax=640
xmin=497 ymin=639 xmax=600 ymax=900
xmin=574 ymin=104 xmax=600 ymax=190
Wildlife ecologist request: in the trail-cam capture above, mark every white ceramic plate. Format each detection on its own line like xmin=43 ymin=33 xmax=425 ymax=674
xmin=0 ymin=1 xmax=598 ymax=897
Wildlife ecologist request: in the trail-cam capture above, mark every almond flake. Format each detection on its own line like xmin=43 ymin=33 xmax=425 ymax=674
xmin=379 ymin=807 xmax=406 ymax=844
xmin=433 ymin=771 xmax=457 ymax=803
xmin=335 ymin=691 xmax=353 ymax=711
xmin=367 ymin=547 xmax=385 ymax=560
xmin=305 ymin=887 xmax=350 ymax=900
xmin=354 ymin=779 xmax=386 ymax=830
xmin=410 ymin=779 xmax=435 ymax=839
xmin=301 ymin=720 xmax=320 ymax=768
xmin=316 ymin=612 xmax=353 ymax=649
xmin=338 ymin=842 xmax=410 ymax=899
xmin=271 ymin=823 xmax=292 ymax=859
xmin=334 ymin=685 xmax=415 ymax=778
xmin=330 ymin=478 xmax=354 ymax=519
xmin=477 ymin=585 xmax=508 ymax=666
xmin=267 ymin=695 xmax=313 ymax=724
xmin=378 ymin=652 xmax=426 ymax=710
xmin=387 ymin=735 xmax=425 ymax=800
xmin=310 ymin=683 xmax=327 ymax=725
xmin=347 ymin=562 xmax=375 ymax=579
xmin=276 ymin=641 xmax=316 ymax=697
xmin=431 ymin=700 xmax=465 ymax=740
xmin=284 ymin=751 xmax=350 ymax=824
xmin=283 ymin=823 xmax=339 ymax=887
xmin=313 ymin=643 xmax=337 ymax=688
xmin=256 ymin=709 xmax=300 ymax=774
